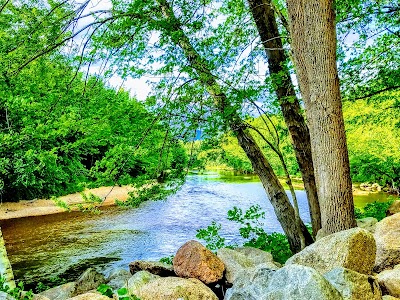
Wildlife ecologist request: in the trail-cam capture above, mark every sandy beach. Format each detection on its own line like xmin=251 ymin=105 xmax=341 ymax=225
xmin=0 ymin=185 xmax=135 ymax=220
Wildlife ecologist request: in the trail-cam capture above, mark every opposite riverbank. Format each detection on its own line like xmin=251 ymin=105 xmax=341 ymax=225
xmin=0 ymin=185 xmax=135 ymax=220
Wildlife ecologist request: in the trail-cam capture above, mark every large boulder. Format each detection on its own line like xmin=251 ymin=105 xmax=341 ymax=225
xmin=386 ymin=201 xmax=400 ymax=217
xmin=217 ymin=247 xmax=279 ymax=283
xmin=72 ymin=268 xmax=105 ymax=296
xmin=106 ymin=268 xmax=131 ymax=290
xmin=135 ymin=277 xmax=218 ymax=300
xmin=224 ymin=264 xmax=276 ymax=299
xmin=377 ymin=264 xmax=400 ymax=297
xmin=225 ymin=264 xmax=342 ymax=300
xmin=324 ymin=267 xmax=381 ymax=300
xmin=383 ymin=296 xmax=400 ymax=300
xmin=0 ymin=291 xmax=15 ymax=300
xmin=40 ymin=282 xmax=76 ymax=300
xmin=286 ymin=228 xmax=376 ymax=275
xmin=356 ymin=217 xmax=378 ymax=233
xmin=32 ymin=295 xmax=51 ymax=300
xmin=67 ymin=293 xmax=110 ymax=300
xmin=129 ymin=260 xmax=175 ymax=277
xmin=173 ymin=240 xmax=225 ymax=284
xmin=374 ymin=213 xmax=400 ymax=272
xmin=126 ymin=270 xmax=159 ymax=296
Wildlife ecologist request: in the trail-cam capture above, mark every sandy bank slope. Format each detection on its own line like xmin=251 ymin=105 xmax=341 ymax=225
xmin=0 ymin=185 xmax=135 ymax=220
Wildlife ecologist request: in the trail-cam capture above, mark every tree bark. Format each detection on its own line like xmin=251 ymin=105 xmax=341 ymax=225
xmin=156 ymin=0 xmax=313 ymax=252
xmin=286 ymin=0 xmax=357 ymax=234
xmin=247 ymin=0 xmax=321 ymax=236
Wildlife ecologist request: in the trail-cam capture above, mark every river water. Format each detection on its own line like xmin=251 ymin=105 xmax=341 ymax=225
xmin=0 ymin=172 xmax=389 ymax=287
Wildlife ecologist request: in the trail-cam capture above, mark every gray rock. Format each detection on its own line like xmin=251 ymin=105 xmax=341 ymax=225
xmin=72 ymin=268 xmax=105 ymax=296
xmin=67 ymin=293 xmax=110 ymax=300
xmin=225 ymin=264 xmax=275 ymax=299
xmin=264 ymin=264 xmax=342 ymax=300
xmin=129 ymin=260 xmax=174 ymax=277
xmin=126 ymin=270 xmax=159 ymax=296
xmin=324 ymin=267 xmax=381 ymax=300
xmin=286 ymin=228 xmax=376 ymax=275
xmin=0 ymin=291 xmax=16 ymax=300
xmin=357 ymin=217 xmax=378 ymax=233
xmin=383 ymin=296 xmax=400 ymax=300
xmin=217 ymin=247 xmax=279 ymax=283
xmin=32 ymin=295 xmax=51 ymax=300
xmin=40 ymin=282 xmax=76 ymax=300
xmin=106 ymin=268 xmax=131 ymax=290
xmin=377 ymin=264 xmax=400 ymax=297
xmin=374 ymin=213 xmax=400 ymax=272
xmin=234 ymin=247 xmax=281 ymax=267
xmin=225 ymin=264 xmax=342 ymax=300
xmin=135 ymin=277 xmax=218 ymax=300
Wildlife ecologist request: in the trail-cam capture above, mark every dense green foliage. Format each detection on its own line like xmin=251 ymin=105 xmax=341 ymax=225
xmin=98 ymin=284 xmax=141 ymax=300
xmin=196 ymin=91 xmax=400 ymax=192
xmin=345 ymin=91 xmax=400 ymax=190
xmin=196 ymin=205 xmax=292 ymax=264
xmin=354 ymin=199 xmax=395 ymax=221
xmin=0 ymin=2 xmax=187 ymax=202
xmin=0 ymin=276 xmax=33 ymax=300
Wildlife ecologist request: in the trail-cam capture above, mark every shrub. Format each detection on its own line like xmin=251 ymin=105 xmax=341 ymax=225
xmin=196 ymin=205 xmax=292 ymax=264
xmin=355 ymin=198 xmax=395 ymax=221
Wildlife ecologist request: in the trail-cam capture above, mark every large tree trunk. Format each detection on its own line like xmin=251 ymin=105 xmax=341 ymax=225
xmin=247 ymin=0 xmax=321 ymax=236
xmin=156 ymin=0 xmax=313 ymax=252
xmin=0 ymin=228 xmax=15 ymax=289
xmin=286 ymin=0 xmax=356 ymax=235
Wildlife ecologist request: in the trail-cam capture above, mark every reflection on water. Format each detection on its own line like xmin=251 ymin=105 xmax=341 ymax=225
xmin=0 ymin=172 xmax=391 ymax=286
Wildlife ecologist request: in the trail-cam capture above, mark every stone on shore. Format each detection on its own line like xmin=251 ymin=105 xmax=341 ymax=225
xmin=324 ymin=267 xmax=381 ymax=300
xmin=286 ymin=228 xmax=376 ymax=275
xmin=224 ymin=264 xmax=276 ymax=299
xmin=383 ymin=296 xmax=400 ymax=300
xmin=72 ymin=268 xmax=105 ymax=296
xmin=225 ymin=264 xmax=342 ymax=300
xmin=135 ymin=277 xmax=218 ymax=300
xmin=105 ymin=268 xmax=131 ymax=290
xmin=386 ymin=201 xmax=400 ymax=217
xmin=129 ymin=260 xmax=175 ymax=277
xmin=67 ymin=293 xmax=110 ymax=300
xmin=0 ymin=291 xmax=16 ymax=300
xmin=39 ymin=282 xmax=76 ymax=300
xmin=217 ymin=247 xmax=279 ymax=283
xmin=173 ymin=240 xmax=225 ymax=284
xmin=374 ymin=213 xmax=400 ymax=272
xmin=126 ymin=270 xmax=159 ymax=296
xmin=356 ymin=217 xmax=378 ymax=233
xmin=377 ymin=264 xmax=400 ymax=298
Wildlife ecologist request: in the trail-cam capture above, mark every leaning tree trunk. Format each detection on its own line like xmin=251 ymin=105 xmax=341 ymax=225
xmin=235 ymin=127 xmax=311 ymax=251
xmin=0 ymin=228 xmax=15 ymax=289
xmin=286 ymin=0 xmax=356 ymax=235
xmin=247 ymin=0 xmax=321 ymax=237
xmin=156 ymin=0 xmax=313 ymax=252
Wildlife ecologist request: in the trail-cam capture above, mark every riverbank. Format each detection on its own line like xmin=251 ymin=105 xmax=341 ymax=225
xmin=0 ymin=185 xmax=135 ymax=220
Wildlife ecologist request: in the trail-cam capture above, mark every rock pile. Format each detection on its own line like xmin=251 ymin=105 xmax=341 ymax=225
xmin=8 ymin=212 xmax=400 ymax=300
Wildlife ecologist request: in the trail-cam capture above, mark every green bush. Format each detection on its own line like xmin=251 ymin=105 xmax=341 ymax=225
xmin=196 ymin=205 xmax=292 ymax=264
xmin=355 ymin=198 xmax=395 ymax=221
xmin=0 ymin=276 xmax=33 ymax=300
xmin=159 ymin=255 xmax=174 ymax=265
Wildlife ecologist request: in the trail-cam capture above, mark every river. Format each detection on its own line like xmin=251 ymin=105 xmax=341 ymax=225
xmin=0 ymin=172 xmax=389 ymax=288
